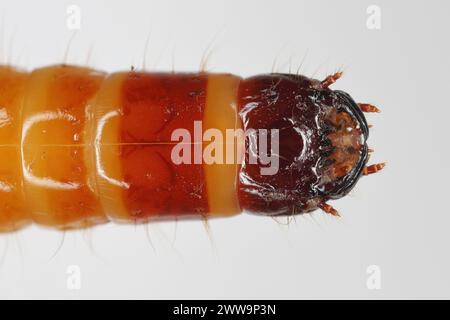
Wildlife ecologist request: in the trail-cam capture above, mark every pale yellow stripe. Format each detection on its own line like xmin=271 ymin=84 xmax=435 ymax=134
xmin=90 ymin=72 xmax=130 ymax=222
xmin=204 ymin=74 xmax=242 ymax=216
xmin=20 ymin=67 xmax=56 ymax=224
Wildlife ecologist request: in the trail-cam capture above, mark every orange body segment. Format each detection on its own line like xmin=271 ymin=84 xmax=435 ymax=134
xmin=0 ymin=67 xmax=30 ymax=231
xmin=21 ymin=65 xmax=107 ymax=229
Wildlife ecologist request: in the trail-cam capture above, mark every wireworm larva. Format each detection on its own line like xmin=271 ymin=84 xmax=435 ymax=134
xmin=0 ymin=65 xmax=384 ymax=232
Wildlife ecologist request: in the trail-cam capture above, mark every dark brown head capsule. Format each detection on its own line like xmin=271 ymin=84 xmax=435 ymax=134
xmin=237 ymin=72 xmax=382 ymax=216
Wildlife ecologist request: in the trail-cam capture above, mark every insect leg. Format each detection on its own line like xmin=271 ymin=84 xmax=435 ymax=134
xmin=363 ymin=163 xmax=386 ymax=175
xmin=321 ymin=71 xmax=343 ymax=88
xmin=318 ymin=202 xmax=340 ymax=217
xmin=358 ymin=103 xmax=381 ymax=113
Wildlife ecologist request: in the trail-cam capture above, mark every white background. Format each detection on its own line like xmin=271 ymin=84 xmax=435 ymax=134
xmin=0 ymin=0 xmax=449 ymax=299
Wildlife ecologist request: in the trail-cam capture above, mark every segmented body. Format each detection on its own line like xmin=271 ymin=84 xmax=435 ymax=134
xmin=0 ymin=65 xmax=382 ymax=232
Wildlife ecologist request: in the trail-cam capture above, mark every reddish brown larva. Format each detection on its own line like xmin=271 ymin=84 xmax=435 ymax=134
xmin=0 ymin=65 xmax=383 ymax=232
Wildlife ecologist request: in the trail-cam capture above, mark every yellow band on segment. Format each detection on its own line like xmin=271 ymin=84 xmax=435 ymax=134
xmin=91 ymin=72 xmax=130 ymax=222
xmin=204 ymin=74 xmax=242 ymax=216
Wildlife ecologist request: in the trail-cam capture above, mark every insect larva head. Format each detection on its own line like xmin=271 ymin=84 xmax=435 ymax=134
xmin=315 ymin=90 xmax=370 ymax=199
xmin=237 ymin=74 xmax=370 ymax=216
